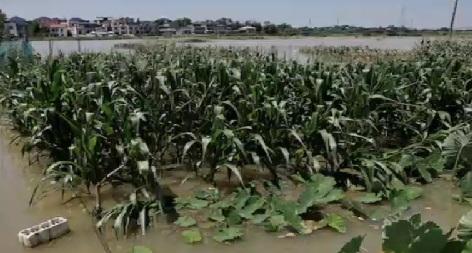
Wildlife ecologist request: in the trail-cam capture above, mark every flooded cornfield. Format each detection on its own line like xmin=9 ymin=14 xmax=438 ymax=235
xmin=0 ymin=125 xmax=469 ymax=253
xmin=1 ymin=39 xmax=472 ymax=253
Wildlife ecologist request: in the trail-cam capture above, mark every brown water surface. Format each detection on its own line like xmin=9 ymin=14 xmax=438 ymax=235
xmin=0 ymin=126 xmax=469 ymax=253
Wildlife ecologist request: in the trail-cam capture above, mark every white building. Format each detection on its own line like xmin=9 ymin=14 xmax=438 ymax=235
xmin=238 ymin=26 xmax=257 ymax=34
xmin=4 ymin=16 xmax=28 ymax=38
xmin=48 ymin=24 xmax=68 ymax=37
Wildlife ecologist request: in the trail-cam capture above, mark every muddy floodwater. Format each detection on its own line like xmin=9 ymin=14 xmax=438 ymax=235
xmin=0 ymin=123 xmax=470 ymax=253
xmin=29 ymin=36 xmax=472 ymax=58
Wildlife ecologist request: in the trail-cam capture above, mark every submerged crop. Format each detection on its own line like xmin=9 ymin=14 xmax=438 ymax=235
xmin=1 ymin=41 xmax=472 ymax=242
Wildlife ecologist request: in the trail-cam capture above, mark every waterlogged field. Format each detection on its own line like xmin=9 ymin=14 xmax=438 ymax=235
xmin=0 ymin=41 xmax=472 ymax=253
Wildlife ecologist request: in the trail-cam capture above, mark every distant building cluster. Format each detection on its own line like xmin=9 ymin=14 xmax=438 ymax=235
xmin=2 ymin=12 xmax=262 ymax=38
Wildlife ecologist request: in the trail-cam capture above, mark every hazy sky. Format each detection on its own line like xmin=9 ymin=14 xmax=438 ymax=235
xmin=1 ymin=0 xmax=470 ymax=28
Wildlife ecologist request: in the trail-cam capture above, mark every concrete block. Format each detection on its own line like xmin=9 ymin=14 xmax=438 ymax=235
xmin=18 ymin=217 xmax=69 ymax=248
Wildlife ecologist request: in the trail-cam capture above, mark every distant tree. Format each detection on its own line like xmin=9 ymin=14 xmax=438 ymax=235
xmin=251 ymin=22 xmax=262 ymax=32
xmin=276 ymin=23 xmax=299 ymax=35
xmin=27 ymin=21 xmax=48 ymax=37
xmin=176 ymin=17 xmax=192 ymax=28
xmin=155 ymin=18 xmax=172 ymax=26
xmin=0 ymin=10 xmax=6 ymax=39
xmin=263 ymin=24 xmax=278 ymax=35
xmin=277 ymin=23 xmax=292 ymax=30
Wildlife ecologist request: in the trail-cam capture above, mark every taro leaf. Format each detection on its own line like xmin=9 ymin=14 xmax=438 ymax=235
xmin=302 ymin=219 xmax=328 ymax=234
xmin=188 ymin=198 xmax=209 ymax=210
xmin=441 ymin=241 xmax=467 ymax=253
xmin=337 ymin=236 xmax=364 ymax=253
xmin=174 ymin=216 xmax=197 ymax=228
xmin=272 ymin=198 xmax=304 ymax=233
xmin=383 ymin=220 xmax=414 ymax=253
xmin=461 ymin=240 xmax=472 ymax=253
xmin=416 ymin=151 xmax=445 ymax=182
xmin=227 ymin=210 xmax=243 ymax=225
xmin=175 ymin=197 xmax=209 ymax=210
xmin=233 ymin=189 xmax=251 ymax=210
xmin=403 ymin=186 xmax=423 ymax=200
xmin=458 ymin=211 xmax=472 ymax=241
xmin=298 ymin=175 xmax=344 ymax=214
xmin=391 ymin=186 xmax=423 ymax=211
xmin=265 ymin=215 xmax=287 ymax=232
xmin=181 ymin=229 xmax=203 ymax=244
xmin=326 ymin=213 xmax=347 ymax=233
xmin=239 ymin=196 xmax=265 ymax=219
xmin=132 ymin=246 xmax=153 ymax=253
xmin=356 ymin=193 xmax=382 ymax=204
xmin=195 ymin=188 xmax=220 ymax=202
xmin=341 ymin=200 xmax=372 ymax=220
xmin=409 ymin=228 xmax=448 ymax=253
xmin=212 ymin=227 xmax=244 ymax=243
xmin=250 ymin=212 xmax=270 ymax=225
xmin=460 ymin=172 xmax=472 ymax=198
xmin=210 ymin=194 xmax=235 ymax=209
xmin=209 ymin=209 xmax=226 ymax=223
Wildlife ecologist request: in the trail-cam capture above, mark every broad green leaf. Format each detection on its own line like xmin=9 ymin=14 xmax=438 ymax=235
xmin=209 ymin=209 xmax=226 ymax=223
xmin=132 ymin=246 xmax=153 ymax=253
xmin=239 ymin=197 xmax=265 ymax=219
xmin=462 ymin=240 xmax=472 ymax=253
xmin=337 ymin=236 xmax=364 ymax=253
xmin=298 ymin=175 xmax=344 ymax=213
xmin=212 ymin=227 xmax=243 ymax=243
xmin=383 ymin=220 xmax=414 ymax=253
xmin=409 ymin=228 xmax=448 ymax=253
xmin=326 ymin=213 xmax=347 ymax=233
xmin=226 ymin=210 xmax=243 ymax=225
xmin=441 ymin=241 xmax=467 ymax=253
xmin=250 ymin=212 xmax=270 ymax=224
xmin=356 ymin=193 xmax=382 ymax=204
xmin=458 ymin=211 xmax=472 ymax=241
xmin=265 ymin=215 xmax=286 ymax=232
xmin=403 ymin=186 xmax=423 ymax=200
xmin=181 ymin=229 xmax=202 ymax=244
xmin=175 ymin=197 xmax=209 ymax=210
xmin=460 ymin=173 xmax=472 ymax=198
xmin=174 ymin=216 xmax=197 ymax=228
xmin=416 ymin=151 xmax=445 ymax=182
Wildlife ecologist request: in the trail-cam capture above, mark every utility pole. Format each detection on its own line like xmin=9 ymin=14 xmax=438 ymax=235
xmin=450 ymin=0 xmax=460 ymax=38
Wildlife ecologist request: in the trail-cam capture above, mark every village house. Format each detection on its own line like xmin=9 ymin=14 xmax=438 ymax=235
xmin=48 ymin=23 xmax=68 ymax=37
xmin=177 ymin=25 xmax=194 ymax=35
xmin=68 ymin=18 xmax=98 ymax=37
xmin=139 ymin=21 xmax=159 ymax=35
xmin=158 ymin=23 xmax=176 ymax=36
xmin=109 ymin=17 xmax=141 ymax=35
xmin=35 ymin=17 xmax=67 ymax=29
xmin=238 ymin=26 xmax=257 ymax=34
xmin=4 ymin=16 xmax=28 ymax=38
xmin=193 ymin=23 xmax=207 ymax=34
